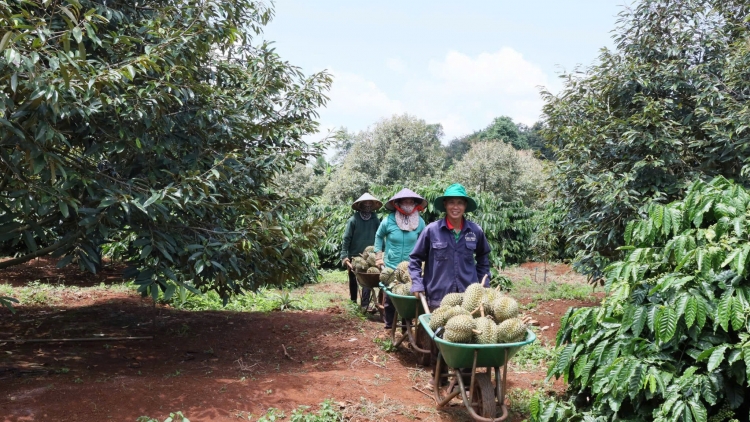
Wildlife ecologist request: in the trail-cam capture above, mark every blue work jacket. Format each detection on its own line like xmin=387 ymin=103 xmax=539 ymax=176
xmin=408 ymin=218 xmax=491 ymax=308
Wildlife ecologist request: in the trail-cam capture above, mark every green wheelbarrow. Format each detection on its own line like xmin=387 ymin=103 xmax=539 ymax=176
xmin=418 ymin=313 xmax=536 ymax=422
xmin=381 ymin=282 xmax=432 ymax=364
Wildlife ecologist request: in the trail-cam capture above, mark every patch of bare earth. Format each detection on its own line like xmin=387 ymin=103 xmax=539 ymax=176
xmin=0 ymin=259 xmax=602 ymax=421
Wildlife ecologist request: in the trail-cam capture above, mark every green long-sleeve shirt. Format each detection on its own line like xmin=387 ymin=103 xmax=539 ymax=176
xmin=340 ymin=213 xmax=381 ymax=260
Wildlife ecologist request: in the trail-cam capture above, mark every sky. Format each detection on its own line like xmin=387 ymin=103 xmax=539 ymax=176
xmin=262 ymin=1 xmax=629 ymax=143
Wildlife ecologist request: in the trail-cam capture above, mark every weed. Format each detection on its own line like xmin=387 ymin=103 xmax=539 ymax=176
xmin=257 ymin=408 xmax=284 ymax=422
xmin=290 ymin=399 xmax=344 ymax=422
xmin=136 ymin=411 xmax=189 ymax=422
xmin=74 ymin=377 xmax=83 ymax=384
xmin=510 ymin=335 xmax=556 ymax=370
xmin=373 ymin=337 xmax=396 ymax=352
xmin=164 ymin=370 xmax=182 ymax=379
xmin=272 ymin=289 xmax=299 ymax=311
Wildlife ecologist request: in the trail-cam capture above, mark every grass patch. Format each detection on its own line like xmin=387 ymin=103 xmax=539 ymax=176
xmin=509 ymin=277 xmax=593 ymax=302
xmin=510 ymin=332 xmax=557 ymax=371
xmin=169 ymin=282 xmax=347 ymax=312
xmin=318 ymin=269 xmax=348 ymax=284
xmin=0 ymin=280 xmax=136 ymax=306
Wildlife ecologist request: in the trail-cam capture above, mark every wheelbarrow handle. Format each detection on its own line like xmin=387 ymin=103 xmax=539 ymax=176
xmin=346 ymin=261 xmax=354 ymax=271
xmin=416 ymin=291 xmax=430 ymax=314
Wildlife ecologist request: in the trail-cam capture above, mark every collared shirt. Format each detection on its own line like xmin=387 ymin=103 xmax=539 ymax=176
xmin=408 ymin=218 xmax=491 ymax=308
xmin=446 ymin=218 xmax=463 ymax=242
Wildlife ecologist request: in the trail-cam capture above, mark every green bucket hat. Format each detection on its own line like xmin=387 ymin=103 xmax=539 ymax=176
xmin=433 ymin=183 xmax=478 ymax=213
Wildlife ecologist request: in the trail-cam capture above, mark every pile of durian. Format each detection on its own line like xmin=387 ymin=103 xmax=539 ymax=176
xmin=351 ymin=246 xmax=381 ymax=274
xmin=384 ymin=261 xmax=412 ymax=295
xmin=428 ymin=283 xmax=528 ymax=344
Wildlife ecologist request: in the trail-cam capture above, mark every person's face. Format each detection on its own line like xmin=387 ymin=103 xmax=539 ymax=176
xmin=398 ymin=198 xmax=416 ymax=208
xmin=444 ymin=198 xmax=467 ymax=220
xmin=360 ymin=201 xmax=375 ymax=212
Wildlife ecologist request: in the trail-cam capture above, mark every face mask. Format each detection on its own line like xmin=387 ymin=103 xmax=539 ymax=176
xmin=359 ymin=204 xmax=373 ymax=213
xmin=399 ymin=203 xmax=416 ymax=214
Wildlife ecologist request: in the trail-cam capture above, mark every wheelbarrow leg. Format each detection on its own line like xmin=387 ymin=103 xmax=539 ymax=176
xmin=433 ymin=352 xmax=460 ymax=406
xmin=454 ymin=351 xmax=499 ymax=421
xmin=391 ymin=309 xmax=407 ymax=348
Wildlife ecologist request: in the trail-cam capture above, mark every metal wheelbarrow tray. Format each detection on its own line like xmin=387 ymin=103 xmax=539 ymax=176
xmin=381 ymin=283 xmax=431 ymax=361
xmin=418 ymin=313 xmax=536 ymax=422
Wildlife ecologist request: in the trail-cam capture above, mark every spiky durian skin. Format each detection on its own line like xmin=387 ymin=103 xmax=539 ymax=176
xmin=440 ymin=292 xmax=464 ymax=308
xmin=429 ymin=305 xmax=470 ymax=331
xmin=444 ymin=315 xmax=475 ymax=343
xmin=366 ymin=267 xmax=380 ymax=273
xmin=461 ymin=283 xmax=484 ymax=312
xmin=379 ymin=267 xmax=395 ymax=283
xmin=493 ymin=296 xmax=520 ymax=322
xmin=363 ymin=246 xmax=375 ymax=255
xmin=473 ymin=317 xmax=495 ymax=344
xmin=496 ymin=318 xmax=527 ymax=343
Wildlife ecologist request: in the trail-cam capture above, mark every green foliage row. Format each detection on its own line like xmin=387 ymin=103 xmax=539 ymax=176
xmin=534 ymin=177 xmax=750 ymax=422
xmin=544 ymin=0 xmax=750 ymax=281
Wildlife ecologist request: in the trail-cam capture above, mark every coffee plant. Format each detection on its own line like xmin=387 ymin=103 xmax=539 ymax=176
xmin=533 ymin=177 xmax=750 ymax=421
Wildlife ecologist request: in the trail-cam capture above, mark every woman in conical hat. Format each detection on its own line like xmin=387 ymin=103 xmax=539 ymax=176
xmin=374 ymin=188 xmax=427 ymax=328
xmin=341 ymin=193 xmax=383 ymax=309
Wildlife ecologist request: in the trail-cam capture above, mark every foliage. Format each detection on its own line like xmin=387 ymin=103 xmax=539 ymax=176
xmin=274 ymin=163 xmax=331 ymax=199
xmin=444 ymin=115 xmax=542 ymax=166
xmin=450 ymin=141 xmax=549 ymax=206
xmin=476 ymin=116 xmax=529 ymax=149
xmin=543 ymin=0 xmax=750 ymax=281
xmin=136 ymin=411 xmax=189 ymax=422
xmin=0 ymin=0 xmax=330 ymax=304
xmin=289 ymin=399 xmax=345 ymax=422
xmin=529 ymin=202 xmax=572 ymax=263
xmin=537 ymin=177 xmax=750 ymax=421
xmin=323 ymin=114 xmax=446 ymax=203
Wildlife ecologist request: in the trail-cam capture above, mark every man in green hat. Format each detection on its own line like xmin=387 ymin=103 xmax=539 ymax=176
xmin=408 ymin=183 xmax=491 ymax=309
xmin=341 ymin=193 xmax=382 ymax=310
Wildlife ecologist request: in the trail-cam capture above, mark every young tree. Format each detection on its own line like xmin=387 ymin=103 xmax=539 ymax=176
xmin=323 ymin=114 xmax=445 ymax=203
xmin=450 ymin=141 xmax=549 ymax=207
xmin=0 ymin=0 xmax=331 ymax=300
xmin=543 ymin=0 xmax=750 ymax=279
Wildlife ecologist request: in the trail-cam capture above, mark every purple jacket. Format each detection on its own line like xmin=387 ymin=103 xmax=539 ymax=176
xmin=409 ymin=218 xmax=491 ymax=308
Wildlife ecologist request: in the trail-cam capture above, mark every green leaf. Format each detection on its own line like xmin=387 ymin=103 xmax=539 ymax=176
xmin=707 ymin=345 xmax=728 ymax=372
xmin=718 ymin=291 xmax=734 ymax=332
xmin=685 ymin=296 xmax=697 ymax=328
xmin=72 ymin=27 xmax=83 ymax=44
xmin=656 ymin=306 xmax=677 ymax=343
xmin=0 ymin=31 xmax=12 ymax=52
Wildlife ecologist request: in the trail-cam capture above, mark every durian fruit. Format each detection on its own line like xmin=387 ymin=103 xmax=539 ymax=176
xmin=493 ymin=296 xmax=520 ymax=322
xmin=366 ymin=253 xmax=378 ymax=267
xmin=391 ymin=283 xmax=412 ymax=296
xmin=473 ymin=317 xmax=495 ymax=344
xmin=363 ymin=246 xmax=375 ymax=255
xmin=428 ymin=305 xmax=470 ymax=331
xmin=440 ymin=292 xmax=464 ymax=308
xmin=481 ymin=289 xmax=498 ymax=317
xmin=496 ymin=317 xmax=527 ymax=343
xmin=443 ymin=314 xmax=476 ymax=343
xmin=352 ymin=257 xmax=368 ymax=272
xmin=366 ymin=267 xmax=380 ymax=274
xmin=461 ymin=283 xmax=484 ymax=313
xmin=379 ymin=267 xmax=395 ymax=283
xmin=395 ymin=261 xmax=411 ymax=283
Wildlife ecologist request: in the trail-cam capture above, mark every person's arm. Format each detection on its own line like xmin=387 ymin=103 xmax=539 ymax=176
xmin=409 ymin=227 xmax=430 ymax=294
xmin=475 ymin=228 xmax=491 ymax=286
xmin=340 ymin=217 xmax=354 ymax=265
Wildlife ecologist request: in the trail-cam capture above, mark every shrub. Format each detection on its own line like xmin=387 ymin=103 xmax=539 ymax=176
xmin=534 ymin=177 xmax=750 ymax=421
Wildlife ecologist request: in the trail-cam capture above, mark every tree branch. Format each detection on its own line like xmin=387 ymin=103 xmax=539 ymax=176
xmin=0 ymin=230 xmax=82 ymax=270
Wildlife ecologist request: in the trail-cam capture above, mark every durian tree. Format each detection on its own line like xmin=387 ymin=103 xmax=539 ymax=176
xmin=0 ymin=0 xmax=331 ymax=302
xmin=322 ymin=114 xmax=446 ymax=204
xmin=543 ymin=0 xmax=750 ymax=281
xmin=534 ymin=177 xmax=750 ymax=421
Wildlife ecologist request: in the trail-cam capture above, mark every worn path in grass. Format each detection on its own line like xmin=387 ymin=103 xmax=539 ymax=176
xmin=0 ymin=259 xmax=600 ymax=421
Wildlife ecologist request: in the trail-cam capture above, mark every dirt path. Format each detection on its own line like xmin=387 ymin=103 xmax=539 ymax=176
xmin=0 ymin=260 xmax=599 ymax=421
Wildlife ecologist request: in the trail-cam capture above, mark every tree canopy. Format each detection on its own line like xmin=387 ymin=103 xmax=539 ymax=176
xmin=0 ymin=0 xmax=331 ymax=300
xmin=543 ymin=0 xmax=750 ymax=279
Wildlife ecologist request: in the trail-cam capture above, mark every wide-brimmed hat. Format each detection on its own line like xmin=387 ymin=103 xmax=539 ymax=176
xmin=351 ymin=193 xmax=383 ymax=211
xmin=433 ymin=183 xmax=478 ymax=213
xmin=385 ymin=188 xmax=428 ymax=211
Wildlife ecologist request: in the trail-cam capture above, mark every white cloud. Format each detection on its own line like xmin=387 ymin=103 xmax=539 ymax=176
xmin=385 ymin=57 xmax=407 ymax=73
xmin=316 ymin=48 xmax=549 ymax=141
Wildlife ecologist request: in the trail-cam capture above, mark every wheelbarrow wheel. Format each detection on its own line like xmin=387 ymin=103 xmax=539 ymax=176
xmin=471 ymin=373 xmax=497 ymax=419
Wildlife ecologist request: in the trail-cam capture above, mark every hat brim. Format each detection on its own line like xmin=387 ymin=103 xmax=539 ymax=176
xmin=352 ymin=200 xmax=383 ymax=211
xmin=385 ymin=198 xmax=428 ymax=211
xmin=433 ymin=196 xmax=478 ymax=213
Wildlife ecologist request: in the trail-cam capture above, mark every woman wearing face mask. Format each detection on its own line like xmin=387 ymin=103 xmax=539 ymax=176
xmin=374 ymin=188 xmax=427 ymax=329
xmin=341 ymin=193 xmax=383 ymax=310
